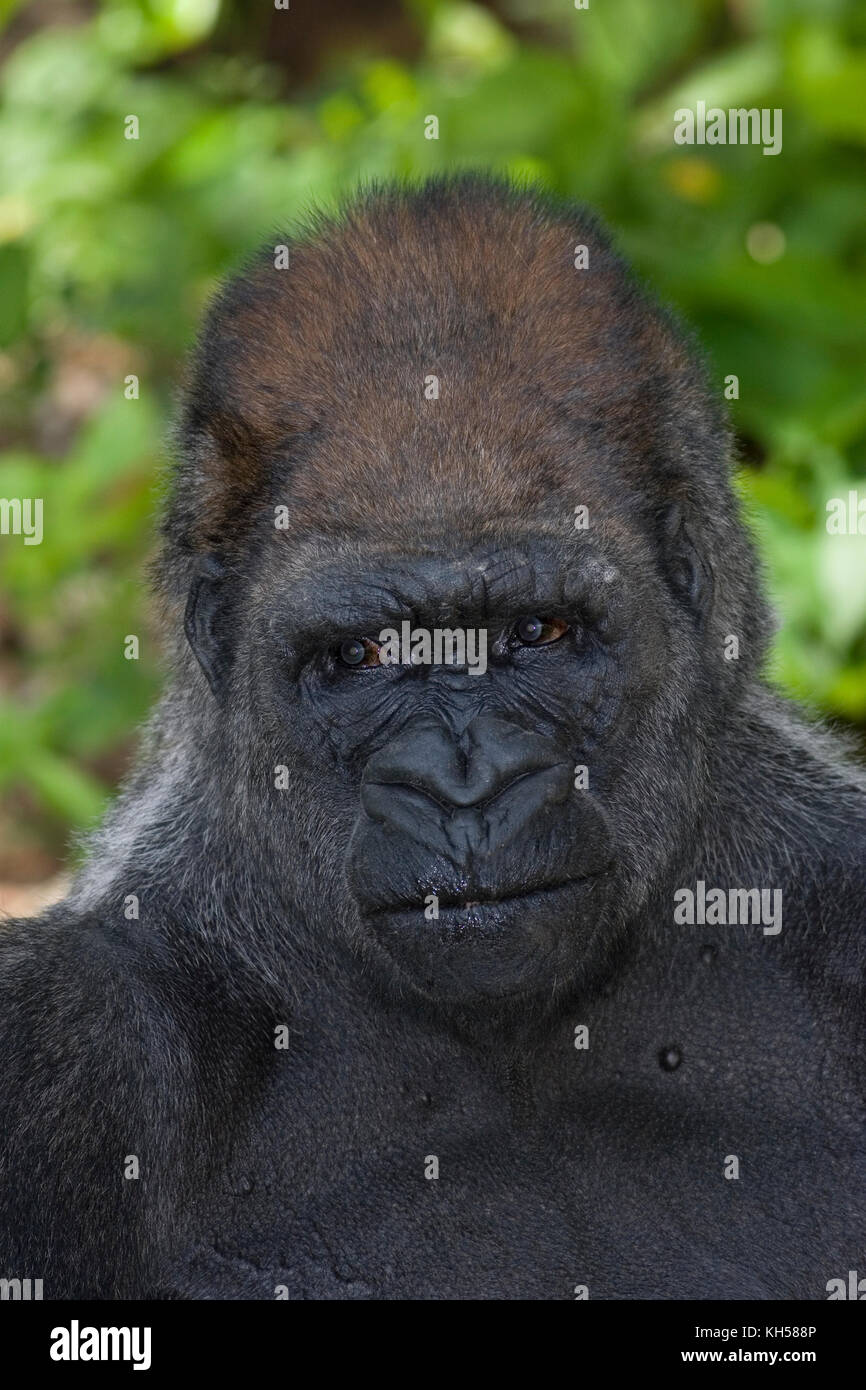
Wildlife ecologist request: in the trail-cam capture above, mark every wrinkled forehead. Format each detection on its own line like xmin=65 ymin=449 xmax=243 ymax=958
xmin=255 ymin=525 xmax=632 ymax=633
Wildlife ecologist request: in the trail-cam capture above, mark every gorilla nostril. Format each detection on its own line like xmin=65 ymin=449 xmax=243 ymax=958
xmin=365 ymin=763 xmax=571 ymax=817
xmin=358 ymin=761 xmax=575 ymax=871
xmin=360 ymin=780 xmax=447 ymax=821
xmin=358 ymin=715 xmax=576 ymax=872
xmin=484 ymin=762 xmax=572 ymax=808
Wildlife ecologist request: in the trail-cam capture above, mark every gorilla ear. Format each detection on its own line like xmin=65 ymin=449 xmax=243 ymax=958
xmin=184 ymin=554 xmax=231 ymax=700
xmin=659 ymin=502 xmax=714 ymax=625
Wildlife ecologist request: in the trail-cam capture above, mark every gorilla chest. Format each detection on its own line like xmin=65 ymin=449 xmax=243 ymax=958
xmin=158 ymin=939 xmax=866 ymax=1300
xmin=163 ymin=1065 xmax=854 ymax=1300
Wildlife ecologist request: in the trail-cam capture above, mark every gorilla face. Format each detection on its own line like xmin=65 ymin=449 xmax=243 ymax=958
xmin=196 ymin=516 xmax=711 ymax=1005
xmin=313 ymin=539 xmax=621 ymax=1001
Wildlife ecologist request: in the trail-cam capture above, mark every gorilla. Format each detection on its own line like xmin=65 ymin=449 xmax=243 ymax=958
xmin=1 ymin=176 xmax=864 ymax=1301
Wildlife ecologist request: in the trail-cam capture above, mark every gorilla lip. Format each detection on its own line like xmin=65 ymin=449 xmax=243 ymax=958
xmin=372 ymin=872 xmax=609 ymax=925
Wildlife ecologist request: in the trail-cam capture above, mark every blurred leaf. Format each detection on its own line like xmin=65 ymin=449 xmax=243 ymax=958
xmin=0 ymin=242 xmax=28 ymax=344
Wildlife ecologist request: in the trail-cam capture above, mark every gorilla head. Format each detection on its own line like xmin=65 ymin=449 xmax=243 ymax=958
xmin=167 ymin=177 xmax=771 ymax=1006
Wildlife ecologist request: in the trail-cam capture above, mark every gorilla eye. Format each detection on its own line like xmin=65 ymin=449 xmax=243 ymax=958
xmin=338 ymin=638 xmax=382 ymax=669
xmin=514 ymin=615 xmax=570 ymax=646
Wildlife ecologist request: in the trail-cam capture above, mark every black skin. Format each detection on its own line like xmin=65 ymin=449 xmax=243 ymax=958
xmin=1 ymin=178 xmax=865 ymax=1299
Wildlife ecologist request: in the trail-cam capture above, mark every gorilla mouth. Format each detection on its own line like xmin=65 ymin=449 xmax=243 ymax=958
xmin=362 ymin=871 xmax=617 ymax=999
xmin=370 ymin=872 xmax=610 ymax=925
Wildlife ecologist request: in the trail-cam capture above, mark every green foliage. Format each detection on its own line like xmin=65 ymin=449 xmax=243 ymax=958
xmin=0 ymin=0 xmax=865 ymax=863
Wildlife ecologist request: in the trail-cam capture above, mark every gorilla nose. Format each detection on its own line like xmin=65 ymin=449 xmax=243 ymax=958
xmin=359 ymin=716 xmax=572 ymax=858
